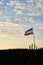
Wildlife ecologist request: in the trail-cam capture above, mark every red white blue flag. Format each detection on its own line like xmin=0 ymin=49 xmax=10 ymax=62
xmin=24 ymin=28 xmax=33 ymax=36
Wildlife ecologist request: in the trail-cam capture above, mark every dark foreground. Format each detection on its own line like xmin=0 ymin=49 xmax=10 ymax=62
xmin=0 ymin=48 xmax=43 ymax=65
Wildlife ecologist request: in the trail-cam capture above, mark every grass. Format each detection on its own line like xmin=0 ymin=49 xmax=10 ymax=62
xmin=0 ymin=48 xmax=43 ymax=65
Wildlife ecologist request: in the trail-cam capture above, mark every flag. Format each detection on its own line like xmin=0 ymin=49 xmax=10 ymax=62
xmin=24 ymin=28 xmax=33 ymax=36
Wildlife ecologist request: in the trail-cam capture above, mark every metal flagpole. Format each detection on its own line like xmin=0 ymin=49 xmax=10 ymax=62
xmin=33 ymin=32 xmax=35 ymax=49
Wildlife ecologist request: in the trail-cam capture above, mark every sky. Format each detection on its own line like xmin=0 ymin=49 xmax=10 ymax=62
xmin=0 ymin=0 xmax=43 ymax=49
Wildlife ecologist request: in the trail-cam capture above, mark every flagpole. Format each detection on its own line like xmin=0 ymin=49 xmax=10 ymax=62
xmin=24 ymin=28 xmax=36 ymax=49
xmin=33 ymin=32 xmax=35 ymax=49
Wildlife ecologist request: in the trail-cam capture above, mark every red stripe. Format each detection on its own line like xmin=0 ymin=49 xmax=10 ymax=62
xmin=24 ymin=32 xmax=33 ymax=36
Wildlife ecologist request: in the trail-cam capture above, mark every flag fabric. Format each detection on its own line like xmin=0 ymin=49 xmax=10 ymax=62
xmin=24 ymin=28 xmax=33 ymax=36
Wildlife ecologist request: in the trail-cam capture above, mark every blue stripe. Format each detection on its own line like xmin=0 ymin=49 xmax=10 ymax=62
xmin=25 ymin=28 xmax=33 ymax=33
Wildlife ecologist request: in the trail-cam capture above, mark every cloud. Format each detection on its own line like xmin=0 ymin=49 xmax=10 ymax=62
xmin=0 ymin=21 xmax=24 ymax=37
xmin=0 ymin=0 xmax=43 ymax=36
xmin=24 ymin=17 xmax=28 ymax=21
xmin=5 ymin=6 xmax=10 ymax=10
xmin=14 ymin=2 xmax=25 ymax=10
xmin=0 ymin=21 xmax=17 ymax=35
xmin=0 ymin=15 xmax=11 ymax=22
xmin=14 ymin=8 xmax=23 ymax=15
xmin=0 ymin=10 xmax=3 ymax=14
xmin=14 ymin=3 xmax=25 ymax=15
xmin=28 ymin=13 xmax=41 ymax=16
xmin=26 ymin=0 xmax=43 ymax=16
xmin=6 ymin=0 xmax=25 ymax=15
xmin=22 ymin=0 xmax=43 ymax=16
xmin=6 ymin=0 xmax=20 ymax=7
xmin=6 ymin=0 xmax=15 ymax=6
xmin=36 ymin=23 xmax=43 ymax=29
xmin=5 ymin=0 xmax=43 ymax=17
xmin=0 ymin=21 xmax=3 ymax=26
xmin=29 ymin=17 xmax=35 ymax=23
xmin=5 ymin=21 xmax=19 ymax=28
xmin=0 ymin=0 xmax=3 ymax=5
xmin=24 ymin=17 xmax=36 ymax=23
xmin=37 ymin=0 xmax=43 ymax=7
xmin=0 ymin=0 xmax=43 ymax=19
xmin=15 ymin=9 xmax=23 ymax=15
xmin=6 ymin=18 xmax=12 ymax=22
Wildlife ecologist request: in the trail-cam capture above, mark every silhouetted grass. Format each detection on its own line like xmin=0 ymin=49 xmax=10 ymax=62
xmin=0 ymin=48 xmax=43 ymax=65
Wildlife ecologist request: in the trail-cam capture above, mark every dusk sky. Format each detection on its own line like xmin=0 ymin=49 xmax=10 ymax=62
xmin=0 ymin=0 xmax=43 ymax=49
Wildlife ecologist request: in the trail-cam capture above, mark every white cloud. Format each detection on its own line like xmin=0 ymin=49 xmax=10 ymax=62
xmin=27 ymin=0 xmax=34 ymax=3
xmin=6 ymin=0 xmax=20 ymax=7
xmin=26 ymin=0 xmax=43 ymax=16
xmin=0 ymin=21 xmax=24 ymax=37
xmin=5 ymin=6 xmax=10 ymax=10
xmin=0 ymin=1 xmax=3 ymax=5
xmin=6 ymin=19 xmax=12 ymax=22
xmin=6 ymin=0 xmax=15 ymax=6
xmin=6 ymin=0 xmax=25 ymax=15
xmin=0 ymin=21 xmax=17 ymax=35
xmin=5 ymin=21 xmax=19 ymax=27
xmin=0 ymin=16 xmax=11 ymax=22
xmin=14 ymin=9 xmax=23 ymax=15
xmin=7 ymin=0 xmax=43 ymax=16
xmin=0 ymin=10 xmax=3 ymax=14
xmin=14 ymin=2 xmax=25 ymax=10
xmin=37 ymin=0 xmax=43 ymax=7
xmin=24 ymin=17 xmax=28 ymax=21
xmin=24 ymin=17 xmax=35 ymax=23
xmin=6 ymin=2 xmax=10 ymax=6
xmin=28 ymin=12 xmax=40 ymax=16
xmin=16 ymin=10 xmax=23 ymax=14
xmin=29 ymin=17 xmax=35 ymax=23
xmin=36 ymin=23 xmax=43 ymax=29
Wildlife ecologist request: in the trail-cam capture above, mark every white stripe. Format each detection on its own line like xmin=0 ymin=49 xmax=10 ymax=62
xmin=25 ymin=30 xmax=33 ymax=34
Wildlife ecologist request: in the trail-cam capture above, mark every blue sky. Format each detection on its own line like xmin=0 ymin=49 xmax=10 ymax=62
xmin=0 ymin=0 xmax=43 ymax=49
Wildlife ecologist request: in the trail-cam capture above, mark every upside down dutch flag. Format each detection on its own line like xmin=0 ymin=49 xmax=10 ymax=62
xmin=24 ymin=28 xmax=33 ymax=36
